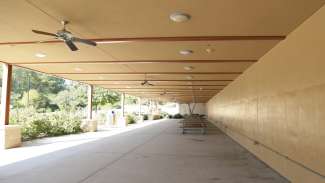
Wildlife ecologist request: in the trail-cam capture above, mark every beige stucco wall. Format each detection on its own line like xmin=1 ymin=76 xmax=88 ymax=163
xmin=207 ymin=5 xmax=325 ymax=183
xmin=0 ymin=125 xmax=21 ymax=149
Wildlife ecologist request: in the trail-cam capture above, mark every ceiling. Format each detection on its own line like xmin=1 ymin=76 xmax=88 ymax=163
xmin=1 ymin=0 xmax=324 ymax=103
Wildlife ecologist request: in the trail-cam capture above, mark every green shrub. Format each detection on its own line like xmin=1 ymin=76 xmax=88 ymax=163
xmin=173 ymin=113 xmax=183 ymax=119
xmin=152 ymin=114 xmax=162 ymax=120
xmin=160 ymin=112 xmax=169 ymax=118
xmin=142 ymin=114 xmax=148 ymax=120
xmin=126 ymin=115 xmax=136 ymax=125
xmin=10 ymin=108 xmax=82 ymax=141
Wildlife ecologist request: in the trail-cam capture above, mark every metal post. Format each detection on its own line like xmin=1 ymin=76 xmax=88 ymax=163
xmin=1 ymin=64 xmax=12 ymax=126
xmin=138 ymin=97 xmax=142 ymax=117
xmin=121 ymin=93 xmax=125 ymax=117
xmin=87 ymin=85 xmax=93 ymax=120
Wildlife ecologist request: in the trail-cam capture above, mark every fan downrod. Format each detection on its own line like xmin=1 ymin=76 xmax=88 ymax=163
xmin=61 ymin=20 xmax=69 ymax=30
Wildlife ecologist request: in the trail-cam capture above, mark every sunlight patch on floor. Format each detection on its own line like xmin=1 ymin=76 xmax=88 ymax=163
xmin=0 ymin=119 xmax=166 ymax=167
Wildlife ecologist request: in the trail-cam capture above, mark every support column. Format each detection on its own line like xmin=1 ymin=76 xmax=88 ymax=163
xmin=87 ymin=85 xmax=93 ymax=120
xmin=1 ymin=64 xmax=12 ymax=125
xmin=121 ymin=92 xmax=125 ymax=117
xmin=138 ymin=97 xmax=142 ymax=117
xmin=1 ymin=64 xmax=21 ymax=149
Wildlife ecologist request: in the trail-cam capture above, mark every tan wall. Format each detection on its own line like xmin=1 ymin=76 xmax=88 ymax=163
xmin=207 ymin=5 xmax=325 ymax=183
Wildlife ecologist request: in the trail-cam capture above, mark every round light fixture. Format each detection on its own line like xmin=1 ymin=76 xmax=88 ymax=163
xmin=206 ymin=48 xmax=215 ymax=53
xmin=184 ymin=66 xmax=194 ymax=71
xmin=179 ymin=49 xmax=193 ymax=55
xmin=74 ymin=67 xmax=83 ymax=72
xmin=35 ymin=53 xmax=46 ymax=58
xmin=170 ymin=12 xmax=191 ymax=22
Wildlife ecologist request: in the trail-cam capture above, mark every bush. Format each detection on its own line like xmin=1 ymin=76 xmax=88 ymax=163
xmin=160 ymin=112 xmax=169 ymax=118
xmin=10 ymin=108 xmax=82 ymax=141
xmin=152 ymin=114 xmax=162 ymax=120
xmin=173 ymin=113 xmax=183 ymax=119
xmin=142 ymin=114 xmax=148 ymax=120
xmin=126 ymin=115 xmax=136 ymax=125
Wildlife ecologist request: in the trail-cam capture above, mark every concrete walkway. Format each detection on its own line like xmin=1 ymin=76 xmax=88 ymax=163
xmin=0 ymin=119 xmax=288 ymax=183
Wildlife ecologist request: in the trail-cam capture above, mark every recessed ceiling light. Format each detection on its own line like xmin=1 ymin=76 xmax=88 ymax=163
xmin=186 ymin=75 xmax=193 ymax=80
xmin=179 ymin=49 xmax=193 ymax=55
xmin=74 ymin=67 xmax=83 ymax=72
xmin=206 ymin=48 xmax=215 ymax=53
xmin=35 ymin=53 xmax=46 ymax=58
xmin=170 ymin=12 xmax=191 ymax=22
xmin=184 ymin=66 xmax=194 ymax=71
xmin=200 ymin=87 xmax=203 ymax=90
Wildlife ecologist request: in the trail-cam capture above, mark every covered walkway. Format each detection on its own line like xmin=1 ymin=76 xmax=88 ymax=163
xmin=0 ymin=119 xmax=287 ymax=183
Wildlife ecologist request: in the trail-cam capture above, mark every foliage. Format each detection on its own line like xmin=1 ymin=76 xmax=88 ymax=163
xmin=125 ymin=95 xmax=138 ymax=105
xmin=173 ymin=113 xmax=183 ymax=119
xmin=93 ymin=87 xmax=120 ymax=111
xmin=12 ymin=68 xmax=66 ymax=95
xmin=142 ymin=114 xmax=148 ymax=120
xmin=53 ymin=84 xmax=87 ymax=112
xmin=126 ymin=115 xmax=136 ymax=124
xmin=152 ymin=114 xmax=162 ymax=120
xmin=10 ymin=108 xmax=82 ymax=140
xmin=19 ymin=89 xmax=50 ymax=111
xmin=10 ymin=68 xmax=66 ymax=110
xmin=0 ymin=67 xmax=120 ymax=113
xmin=96 ymin=111 xmax=108 ymax=125
xmin=160 ymin=112 xmax=169 ymax=118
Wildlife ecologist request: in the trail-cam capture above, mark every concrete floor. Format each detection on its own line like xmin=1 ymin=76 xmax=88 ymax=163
xmin=0 ymin=119 xmax=288 ymax=183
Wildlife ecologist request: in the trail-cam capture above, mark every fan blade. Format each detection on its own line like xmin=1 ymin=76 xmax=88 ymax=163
xmin=32 ymin=30 xmax=57 ymax=37
xmin=72 ymin=37 xmax=97 ymax=46
xmin=65 ymin=40 xmax=78 ymax=51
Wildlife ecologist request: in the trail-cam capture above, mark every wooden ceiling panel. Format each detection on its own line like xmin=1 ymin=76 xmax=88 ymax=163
xmin=82 ymin=80 xmax=233 ymax=86
xmin=1 ymin=0 xmax=324 ymax=102
xmin=18 ymin=62 xmax=133 ymax=74
xmin=18 ymin=62 xmax=251 ymax=74
xmin=0 ymin=1 xmax=60 ymax=42
xmin=99 ymin=41 xmax=280 ymax=61
xmin=0 ymin=44 xmax=114 ymax=63
xmin=28 ymin=0 xmax=325 ymax=37
xmin=101 ymin=85 xmax=225 ymax=90
xmin=125 ymin=62 xmax=252 ymax=73
xmin=56 ymin=73 xmax=239 ymax=81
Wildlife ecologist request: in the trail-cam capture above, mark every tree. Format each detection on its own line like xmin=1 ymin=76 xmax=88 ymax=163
xmin=93 ymin=87 xmax=120 ymax=111
xmin=125 ymin=95 xmax=137 ymax=105
xmin=53 ymin=85 xmax=87 ymax=112
xmin=20 ymin=89 xmax=50 ymax=111
xmin=11 ymin=67 xmax=66 ymax=111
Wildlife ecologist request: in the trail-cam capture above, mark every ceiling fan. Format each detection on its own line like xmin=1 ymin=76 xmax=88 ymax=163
xmin=141 ymin=74 xmax=154 ymax=86
xmin=160 ymin=90 xmax=167 ymax=96
xmin=32 ymin=20 xmax=97 ymax=51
